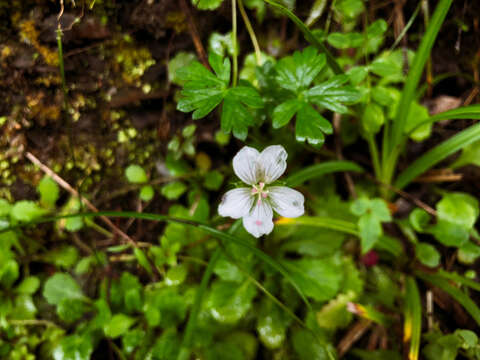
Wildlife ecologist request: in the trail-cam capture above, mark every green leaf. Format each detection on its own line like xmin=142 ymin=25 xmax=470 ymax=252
xmin=53 ymin=334 xmax=93 ymax=360
xmin=291 ymin=328 xmax=331 ymax=360
xmin=409 ymin=208 xmax=431 ymax=233
xmin=316 ymin=292 xmax=355 ymax=330
xmin=169 ymin=52 xmax=196 ymax=85
xmin=275 ymin=47 xmax=326 ymax=92
xmin=285 ymin=160 xmax=363 ymax=187
xmin=139 ymin=185 xmax=154 ymax=201
xmin=207 ymin=280 xmax=257 ymax=324
xmin=11 ymin=200 xmax=46 ymax=222
xmin=351 ymin=198 xmax=391 ymax=253
xmin=272 ymin=99 xmax=302 ymax=129
xmin=152 ymin=329 xmax=181 ymax=359
xmin=0 ymin=199 xmax=11 ymax=217
xmin=144 ymin=288 xmax=187 ymax=328
xmin=451 ymin=139 xmax=480 ymax=169
xmin=104 ymin=314 xmax=136 ymax=338
xmin=15 ymin=276 xmax=40 ymax=295
xmin=57 ymin=298 xmax=88 ymax=323
xmin=436 ymin=192 xmax=478 ymax=230
xmin=161 ymin=181 xmax=187 ymax=200
xmin=282 ymin=257 xmax=343 ymax=302
xmin=307 ymin=74 xmax=361 ymax=113
xmin=43 ymin=273 xmax=85 ymax=305
xmin=406 ymin=102 xmax=431 ymax=141
xmin=334 ymin=0 xmax=364 ymax=20
xmin=327 ymin=32 xmax=364 ymax=49
xmin=295 ymin=103 xmax=332 ymax=147
xmin=165 ymin=265 xmax=188 ymax=286
xmin=0 ymin=259 xmax=19 ymax=287
xmin=125 ymin=165 xmax=148 ymax=184
xmin=256 ymin=299 xmax=290 ymax=349
xmin=38 ymin=176 xmax=59 ymax=207
xmin=43 ymin=246 xmax=79 ymax=269
xmin=203 ymin=170 xmax=224 ymax=190
xmin=209 ymin=32 xmax=236 ymax=57
xmin=191 ymin=0 xmax=224 ymax=11
xmin=362 ymin=102 xmax=385 ymax=134
xmin=458 ymin=241 xmax=480 ymax=264
xmin=220 ymin=92 xmax=255 ymax=140
xmin=416 ymin=243 xmax=440 ymax=267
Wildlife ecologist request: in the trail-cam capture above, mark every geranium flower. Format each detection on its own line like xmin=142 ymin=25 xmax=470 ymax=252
xmin=218 ymin=145 xmax=304 ymax=237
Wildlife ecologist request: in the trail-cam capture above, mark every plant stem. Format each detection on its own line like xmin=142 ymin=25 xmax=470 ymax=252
xmin=366 ymin=134 xmax=381 ymax=180
xmin=238 ymin=0 xmax=262 ymax=65
xmin=232 ymin=0 xmax=238 ymax=86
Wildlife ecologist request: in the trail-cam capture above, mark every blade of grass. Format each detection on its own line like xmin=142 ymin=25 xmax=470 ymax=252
xmin=285 ymin=161 xmax=363 ymax=187
xmin=263 ymin=0 xmax=343 ymax=74
xmin=404 ymin=276 xmax=422 ymax=360
xmin=276 ymin=217 xmax=403 ymax=256
xmin=178 ymin=220 xmax=242 ymax=360
xmin=416 ymin=271 xmax=480 ymax=326
xmin=394 ymin=122 xmax=480 ymax=189
xmin=5 ymin=210 xmax=312 ymax=308
xmin=438 ymin=270 xmax=480 ymax=292
xmin=388 ymin=0 xmax=453 ymax=154
xmin=276 ymin=216 xmax=358 ymax=236
xmin=177 ymin=249 xmax=219 ymax=359
xmin=406 ymin=104 xmax=480 ymax=135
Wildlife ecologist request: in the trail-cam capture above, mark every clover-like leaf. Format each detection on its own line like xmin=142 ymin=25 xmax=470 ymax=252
xmin=306 ymin=74 xmax=361 ymax=113
xmin=351 ymin=197 xmax=392 ymax=253
xmin=177 ymin=52 xmax=262 ymax=139
xmin=275 ymin=47 xmax=326 ymax=92
xmin=295 ymin=103 xmax=333 ymax=148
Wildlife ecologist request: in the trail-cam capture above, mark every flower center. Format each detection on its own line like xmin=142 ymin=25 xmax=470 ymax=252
xmin=251 ymin=182 xmax=269 ymax=205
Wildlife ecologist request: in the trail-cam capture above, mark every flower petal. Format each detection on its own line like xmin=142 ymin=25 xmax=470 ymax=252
xmin=269 ymin=186 xmax=304 ymax=218
xmin=242 ymin=199 xmax=274 ymax=238
xmin=218 ymin=188 xmax=253 ymax=219
xmin=257 ymin=145 xmax=288 ymax=183
xmin=233 ymin=146 xmax=260 ymax=185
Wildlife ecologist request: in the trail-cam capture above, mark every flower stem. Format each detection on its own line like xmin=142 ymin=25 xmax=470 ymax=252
xmin=232 ymin=0 xmax=238 ymax=86
xmin=238 ymin=0 xmax=262 ymax=66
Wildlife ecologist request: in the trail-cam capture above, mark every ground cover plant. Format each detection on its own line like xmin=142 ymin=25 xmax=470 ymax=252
xmin=1 ymin=0 xmax=480 ymax=359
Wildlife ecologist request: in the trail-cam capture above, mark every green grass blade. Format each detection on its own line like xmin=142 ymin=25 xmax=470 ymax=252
xmin=404 ymin=277 xmax=422 ymax=360
xmin=276 ymin=216 xmax=359 ymax=236
xmin=4 ymin=210 xmax=312 ymax=309
xmin=177 ymin=248 xmax=222 ymax=360
xmin=388 ymin=0 xmax=453 ymax=155
xmin=406 ymin=104 xmax=480 ymax=135
xmin=285 ymin=160 xmax=363 ymax=187
xmin=438 ymin=270 xmax=480 ymax=292
xmin=394 ymin=122 xmax=480 ymax=189
xmin=277 ymin=217 xmax=403 ymax=256
xmin=417 ymin=271 xmax=480 ymax=326
xmin=263 ymin=0 xmax=343 ymax=74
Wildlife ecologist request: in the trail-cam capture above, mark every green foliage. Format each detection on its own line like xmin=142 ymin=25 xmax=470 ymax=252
xmin=272 ymin=47 xmax=360 ymax=147
xmin=350 ymin=197 xmax=392 ymax=253
xmin=2 ymin=1 xmax=479 ymax=359
xmin=177 ymin=52 xmax=263 ymax=140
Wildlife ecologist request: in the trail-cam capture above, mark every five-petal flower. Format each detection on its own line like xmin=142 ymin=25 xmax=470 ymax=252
xmin=218 ymin=145 xmax=304 ymax=238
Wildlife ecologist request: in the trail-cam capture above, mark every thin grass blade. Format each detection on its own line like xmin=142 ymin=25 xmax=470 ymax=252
xmin=404 ymin=277 xmax=422 ymax=360
xmin=417 ymin=271 xmax=480 ymax=325
xmin=394 ymin=122 xmax=480 ymax=189
xmin=285 ymin=160 xmax=363 ymax=187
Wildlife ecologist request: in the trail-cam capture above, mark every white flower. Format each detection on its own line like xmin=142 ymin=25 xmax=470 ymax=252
xmin=218 ymin=145 xmax=304 ymax=238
